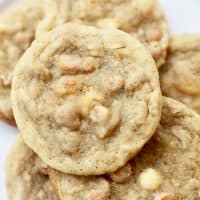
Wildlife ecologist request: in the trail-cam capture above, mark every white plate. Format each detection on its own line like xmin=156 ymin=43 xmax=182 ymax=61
xmin=1 ymin=0 xmax=200 ymax=199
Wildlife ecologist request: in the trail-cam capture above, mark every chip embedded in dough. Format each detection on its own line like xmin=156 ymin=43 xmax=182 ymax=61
xmin=0 ymin=0 xmax=45 ymax=125
xmin=12 ymin=23 xmax=162 ymax=175
xmin=47 ymin=0 xmax=169 ymax=67
xmin=5 ymin=135 xmax=58 ymax=200
xmin=160 ymin=34 xmax=200 ymax=114
xmin=48 ymin=98 xmax=200 ymax=200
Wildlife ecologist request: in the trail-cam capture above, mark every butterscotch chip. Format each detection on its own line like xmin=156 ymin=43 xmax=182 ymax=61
xmin=12 ymin=23 xmax=161 ymax=175
xmin=48 ymin=98 xmax=200 ymax=199
xmin=160 ymin=34 xmax=200 ymax=114
xmin=5 ymin=135 xmax=59 ymax=200
xmin=55 ymin=54 xmax=100 ymax=74
xmin=54 ymin=102 xmax=81 ymax=130
xmin=110 ymin=163 xmax=132 ymax=183
xmin=154 ymin=192 xmax=180 ymax=200
xmin=0 ymin=0 xmax=45 ymax=125
xmin=54 ymin=76 xmax=83 ymax=96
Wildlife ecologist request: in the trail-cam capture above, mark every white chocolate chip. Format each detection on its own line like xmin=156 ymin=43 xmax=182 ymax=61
xmin=110 ymin=163 xmax=132 ymax=183
xmin=138 ymin=168 xmax=163 ymax=190
xmin=55 ymin=102 xmax=81 ymax=130
xmin=90 ymin=101 xmax=121 ymax=138
xmin=90 ymin=105 xmax=111 ymax=138
xmin=55 ymin=54 xmax=100 ymax=74
xmin=107 ymin=100 xmax=121 ymax=132
xmin=79 ymin=90 xmax=105 ymax=117
xmin=90 ymin=105 xmax=110 ymax=123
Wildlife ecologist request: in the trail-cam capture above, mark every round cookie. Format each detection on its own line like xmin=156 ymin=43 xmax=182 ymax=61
xmin=160 ymin=34 xmax=200 ymax=114
xmin=61 ymin=0 xmax=169 ymax=67
xmin=5 ymin=135 xmax=59 ymax=200
xmin=48 ymin=97 xmax=200 ymax=200
xmin=0 ymin=0 xmax=45 ymax=125
xmin=12 ymin=23 xmax=162 ymax=175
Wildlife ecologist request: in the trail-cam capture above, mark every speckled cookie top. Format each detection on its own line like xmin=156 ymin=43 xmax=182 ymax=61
xmin=160 ymin=34 xmax=200 ymax=114
xmin=48 ymin=97 xmax=200 ymax=200
xmin=0 ymin=0 xmax=45 ymax=124
xmin=36 ymin=0 xmax=71 ymax=34
xmin=64 ymin=0 xmax=169 ymax=67
xmin=12 ymin=23 xmax=162 ymax=175
xmin=5 ymin=135 xmax=58 ymax=200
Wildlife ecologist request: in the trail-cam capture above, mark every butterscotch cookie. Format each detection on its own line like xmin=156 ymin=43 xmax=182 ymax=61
xmin=60 ymin=0 xmax=169 ymax=67
xmin=0 ymin=0 xmax=45 ymax=125
xmin=48 ymin=97 xmax=200 ymax=200
xmin=12 ymin=23 xmax=162 ymax=175
xmin=5 ymin=135 xmax=59 ymax=200
xmin=160 ymin=34 xmax=200 ymax=114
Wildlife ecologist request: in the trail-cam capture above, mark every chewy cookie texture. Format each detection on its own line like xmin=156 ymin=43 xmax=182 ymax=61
xmin=3 ymin=0 xmax=200 ymax=199
xmin=0 ymin=0 xmax=45 ymax=125
xmin=48 ymin=98 xmax=200 ymax=200
xmin=12 ymin=23 xmax=162 ymax=175
xmin=42 ymin=0 xmax=169 ymax=67
xmin=160 ymin=34 xmax=200 ymax=114
xmin=5 ymin=135 xmax=58 ymax=200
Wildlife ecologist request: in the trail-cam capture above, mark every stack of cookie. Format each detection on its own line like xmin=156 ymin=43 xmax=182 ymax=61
xmin=2 ymin=0 xmax=200 ymax=199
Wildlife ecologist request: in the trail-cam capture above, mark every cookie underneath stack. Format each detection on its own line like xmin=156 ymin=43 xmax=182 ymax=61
xmin=2 ymin=0 xmax=200 ymax=199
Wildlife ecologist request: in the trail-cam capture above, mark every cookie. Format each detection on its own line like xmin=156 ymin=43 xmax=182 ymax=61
xmin=160 ymin=34 xmax=200 ymax=114
xmin=48 ymin=0 xmax=169 ymax=67
xmin=0 ymin=0 xmax=45 ymax=125
xmin=36 ymin=0 xmax=70 ymax=33
xmin=48 ymin=97 xmax=200 ymax=200
xmin=5 ymin=135 xmax=59 ymax=200
xmin=12 ymin=23 xmax=162 ymax=175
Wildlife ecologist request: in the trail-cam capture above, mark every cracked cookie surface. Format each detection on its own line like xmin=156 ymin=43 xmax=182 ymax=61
xmin=48 ymin=98 xmax=200 ymax=200
xmin=0 ymin=0 xmax=45 ymax=125
xmin=160 ymin=34 xmax=200 ymax=114
xmin=12 ymin=23 xmax=162 ymax=175
xmin=5 ymin=135 xmax=59 ymax=200
xmin=47 ymin=0 xmax=169 ymax=67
